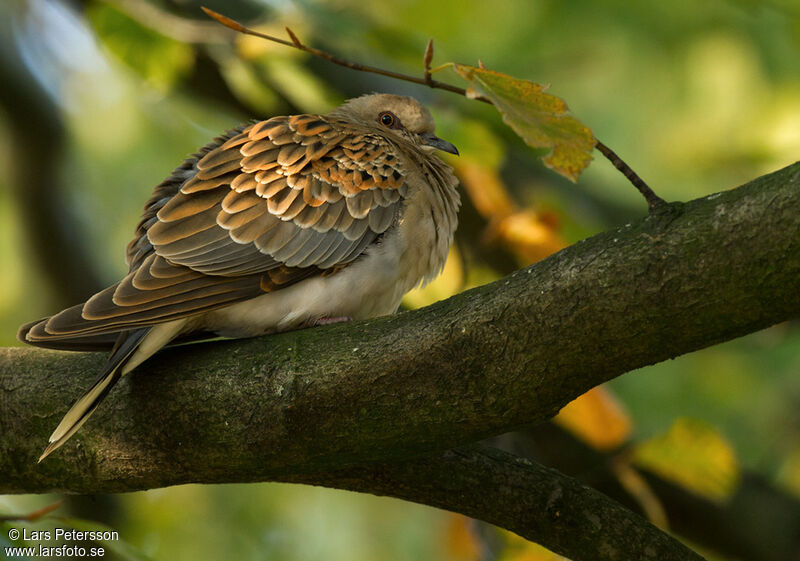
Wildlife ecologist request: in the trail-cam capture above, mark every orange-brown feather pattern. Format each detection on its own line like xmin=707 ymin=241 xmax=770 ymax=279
xmin=25 ymin=106 xmax=418 ymax=342
xmin=221 ymin=189 xmax=260 ymax=214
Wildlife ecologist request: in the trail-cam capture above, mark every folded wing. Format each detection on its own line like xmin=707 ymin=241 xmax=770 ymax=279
xmin=20 ymin=114 xmax=409 ymax=348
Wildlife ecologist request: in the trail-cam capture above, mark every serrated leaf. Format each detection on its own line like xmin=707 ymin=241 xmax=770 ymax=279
xmin=632 ymin=418 xmax=740 ymax=502
xmin=452 ymin=64 xmax=595 ymax=182
xmin=87 ymin=4 xmax=194 ymax=90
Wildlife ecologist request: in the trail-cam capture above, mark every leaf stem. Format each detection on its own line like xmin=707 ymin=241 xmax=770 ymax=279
xmin=595 ymin=140 xmax=667 ymax=210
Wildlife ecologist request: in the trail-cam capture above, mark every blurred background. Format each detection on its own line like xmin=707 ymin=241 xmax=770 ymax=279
xmin=1 ymin=0 xmax=799 ymax=560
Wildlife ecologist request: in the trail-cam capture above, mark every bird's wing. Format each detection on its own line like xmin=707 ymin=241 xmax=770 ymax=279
xmin=21 ymin=115 xmax=409 ymax=345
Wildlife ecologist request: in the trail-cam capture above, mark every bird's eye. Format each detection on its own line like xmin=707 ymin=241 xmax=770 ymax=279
xmin=379 ymin=112 xmax=396 ymax=128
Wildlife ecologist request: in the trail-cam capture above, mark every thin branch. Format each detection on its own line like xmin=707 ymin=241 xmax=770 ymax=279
xmin=285 ymin=26 xmax=303 ymax=48
xmin=201 ymin=7 xmax=662 ymax=209
xmin=201 ymin=7 xmax=473 ymax=98
xmin=596 ymin=140 xmax=667 ymax=210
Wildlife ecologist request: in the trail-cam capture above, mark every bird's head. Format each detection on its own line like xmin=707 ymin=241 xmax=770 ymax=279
xmin=331 ymin=93 xmax=459 ymax=156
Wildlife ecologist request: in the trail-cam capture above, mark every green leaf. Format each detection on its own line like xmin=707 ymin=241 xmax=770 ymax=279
xmin=87 ymin=4 xmax=194 ymax=91
xmin=451 ymin=63 xmax=595 ymax=182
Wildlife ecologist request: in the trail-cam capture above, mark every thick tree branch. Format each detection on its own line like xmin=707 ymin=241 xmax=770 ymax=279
xmin=1 ymin=161 xmax=798 ymax=491
xmin=0 ymin=162 xmax=798 ymax=559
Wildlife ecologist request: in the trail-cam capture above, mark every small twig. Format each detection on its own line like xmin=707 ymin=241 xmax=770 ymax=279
xmin=595 ymin=140 xmax=666 ymax=210
xmin=202 ymin=7 xmax=477 ymax=99
xmin=201 ymin=7 xmax=664 ymax=209
xmin=423 ymin=39 xmax=434 ymax=85
xmin=285 ymin=27 xmax=303 ymax=48
xmin=0 ymin=500 xmax=62 ymax=522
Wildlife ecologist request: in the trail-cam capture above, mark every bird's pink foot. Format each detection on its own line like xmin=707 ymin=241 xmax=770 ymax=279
xmin=313 ymin=316 xmax=353 ymax=326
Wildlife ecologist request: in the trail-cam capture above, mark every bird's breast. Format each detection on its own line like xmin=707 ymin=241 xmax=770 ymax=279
xmin=201 ymin=189 xmax=457 ymax=338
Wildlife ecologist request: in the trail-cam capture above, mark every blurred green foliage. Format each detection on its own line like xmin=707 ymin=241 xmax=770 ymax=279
xmin=86 ymin=4 xmax=194 ymax=91
xmin=1 ymin=0 xmax=799 ymax=559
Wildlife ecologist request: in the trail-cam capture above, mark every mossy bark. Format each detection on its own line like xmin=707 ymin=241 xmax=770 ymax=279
xmin=2 ymin=162 xmax=799 ymax=560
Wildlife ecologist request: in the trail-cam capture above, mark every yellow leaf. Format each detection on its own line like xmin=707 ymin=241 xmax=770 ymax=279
xmin=443 ymin=514 xmax=481 ymax=561
xmin=554 ymin=387 xmax=632 ymax=451
xmin=632 ymin=418 xmax=740 ymax=502
xmin=451 ymin=64 xmax=595 ymax=182
xmin=455 ymin=160 xmax=515 ymax=220
xmin=500 ymin=531 xmax=569 ymax=561
xmin=452 ymin=162 xmax=565 ymax=265
xmin=489 ymin=209 xmax=566 ymax=265
xmin=432 ymin=110 xmax=565 ymax=265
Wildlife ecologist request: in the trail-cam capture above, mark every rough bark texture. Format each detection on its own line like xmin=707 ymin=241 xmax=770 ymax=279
xmin=1 ymin=162 xmax=799 ymax=559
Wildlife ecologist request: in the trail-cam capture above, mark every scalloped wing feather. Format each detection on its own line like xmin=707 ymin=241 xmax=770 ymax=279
xmin=20 ymin=113 xmax=411 ymax=346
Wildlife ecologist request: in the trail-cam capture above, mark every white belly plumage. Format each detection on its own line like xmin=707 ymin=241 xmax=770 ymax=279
xmin=204 ymin=237 xmax=412 ymax=337
xmin=202 ymin=190 xmax=450 ymax=337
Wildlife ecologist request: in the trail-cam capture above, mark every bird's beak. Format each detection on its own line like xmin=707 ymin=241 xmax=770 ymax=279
xmin=421 ymin=132 xmax=459 ymax=156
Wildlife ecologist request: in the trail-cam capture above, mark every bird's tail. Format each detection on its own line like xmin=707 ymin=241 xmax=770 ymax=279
xmin=38 ymin=329 xmax=149 ymax=462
